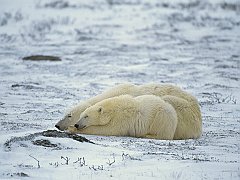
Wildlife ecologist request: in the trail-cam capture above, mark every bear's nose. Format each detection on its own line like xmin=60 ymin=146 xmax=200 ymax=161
xmin=74 ymin=124 xmax=79 ymax=128
xmin=55 ymin=125 xmax=60 ymax=130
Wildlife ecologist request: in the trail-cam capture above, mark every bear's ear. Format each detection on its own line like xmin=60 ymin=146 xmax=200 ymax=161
xmin=98 ymin=107 xmax=103 ymax=113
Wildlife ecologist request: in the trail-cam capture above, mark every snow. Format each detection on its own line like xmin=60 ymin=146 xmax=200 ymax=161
xmin=0 ymin=0 xmax=240 ymax=179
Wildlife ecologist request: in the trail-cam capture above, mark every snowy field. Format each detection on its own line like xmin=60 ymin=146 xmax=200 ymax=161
xmin=0 ymin=0 xmax=239 ymax=179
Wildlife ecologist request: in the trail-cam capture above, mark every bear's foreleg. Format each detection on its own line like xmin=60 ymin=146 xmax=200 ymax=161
xmin=68 ymin=124 xmax=124 ymax=137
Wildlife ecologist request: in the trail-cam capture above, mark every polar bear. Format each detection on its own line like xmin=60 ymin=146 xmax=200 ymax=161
xmin=161 ymin=95 xmax=202 ymax=139
xmin=71 ymin=94 xmax=201 ymax=140
xmin=55 ymin=83 xmax=137 ymax=130
xmin=73 ymin=95 xmax=178 ymax=140
xmin=55 ymin=83 xmax=201 ymax=132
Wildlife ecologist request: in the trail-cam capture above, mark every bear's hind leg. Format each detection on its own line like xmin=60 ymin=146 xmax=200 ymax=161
xmin=149 ymin=103 xmax=178 ymax=140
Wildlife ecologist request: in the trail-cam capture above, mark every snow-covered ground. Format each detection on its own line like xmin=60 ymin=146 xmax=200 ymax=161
xmin=0 ymin=0 xmax=239 ymax=179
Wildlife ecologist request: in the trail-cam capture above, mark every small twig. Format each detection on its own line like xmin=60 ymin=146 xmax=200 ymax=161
xmin=61 ymin=156 xmax=70 ymax=165
xmin=73 ymin=157 xmax=81 ymax=164
xmin=73 ymin=157 xmax=86 ymax=166
xmin=89 ymin=165 xmax=104 ymax=171
xmin=49 ymin=162 xmax=59 ymax=168
xmin=29 ymin=155 xmax=40 ymax=168
xmin=89 ymin=165 xmax=97 ymax=171
xmin=122 ymin=153 xmax=129 ymax=161
xmin=81 ymin=157 xmax=86 ymax=166
xmin=98 ymin=165 xmax=104 ymax=170
xmin=106 ymin=155 xmax=115 ymax=166
xmin=73 ymin=158 xmax=82 ymax=164
xmin=122 ymin=153 xmax=141 ymax=161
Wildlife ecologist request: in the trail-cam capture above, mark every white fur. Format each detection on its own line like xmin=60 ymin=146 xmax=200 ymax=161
xmin=73 ymin=95 xmax=178 ymax=140
xmin=56 ymin=83 xmax=202 ymax=138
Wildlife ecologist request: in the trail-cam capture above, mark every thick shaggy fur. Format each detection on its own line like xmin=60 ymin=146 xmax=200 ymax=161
xmin=56 ymin=83 xmax=136 ymax=130
xmin=56 ymin=83 xmax=202 ymax=138
xmin=161 ymin=95 xmax=202 ymax=139
xmin=71 ymin=94 xmax=202 ymax=140
xmin=73 ymin=95 xmax=178 ymax=140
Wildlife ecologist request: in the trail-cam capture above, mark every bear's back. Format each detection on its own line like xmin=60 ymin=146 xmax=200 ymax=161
xmin=134 ymin=95 xmax=175 ymax=118
xmin=139 ymin=84 xmax=198 ymax=104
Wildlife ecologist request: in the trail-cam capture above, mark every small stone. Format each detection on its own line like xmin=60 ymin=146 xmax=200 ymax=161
xmin=22 ymin=55 xmax=61 ymax=61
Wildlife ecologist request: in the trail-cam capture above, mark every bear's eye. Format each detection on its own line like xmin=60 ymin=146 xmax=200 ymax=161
xmin=68 ymin=114 xmax=72 ymax=118
xmin=98 ymin=107 xmax=102 ymax=113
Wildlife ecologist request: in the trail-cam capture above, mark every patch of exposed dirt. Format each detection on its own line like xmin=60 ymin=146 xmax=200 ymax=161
xmin=4 ymin=130 xmax=93 ymax=151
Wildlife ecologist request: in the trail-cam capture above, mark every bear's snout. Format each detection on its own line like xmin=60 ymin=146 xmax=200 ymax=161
xmin=74 ymin=122 xmax=87 ymax=130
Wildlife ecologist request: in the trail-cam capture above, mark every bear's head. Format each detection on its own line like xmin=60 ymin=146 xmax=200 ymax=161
xmin=55 ymin=113 xmax=74 ymax=131
xmin=74 ymin=95 xmax=133 ymax=130
xmin=55 ymin=102 xmax=91 ymax=131
xmin=74 ymin=102 xmax=113 ymax=129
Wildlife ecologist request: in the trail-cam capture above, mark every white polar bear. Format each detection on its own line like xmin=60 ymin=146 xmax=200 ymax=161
xmin=55 ymin=83 xmax=202 ymax=135
xmin=72 ymin=94 xmax=202 ymax=140
xmin=161 ymin=95 xmax=202 ymax=139
xmin=55 ymin=83 xmax=137 ymax=130
xmin=73 ymin=95 xmax=178 ymax=140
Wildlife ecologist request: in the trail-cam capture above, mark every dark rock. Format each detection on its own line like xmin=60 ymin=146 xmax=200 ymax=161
xmin=6 ymin=172 xmax=29 ymax=177
xmin=22 ymin=55 xmax=61 ymax=61
xmin=42 ymin=130 xmax=94 ymax=144
xmin=11 ymin=84 xmax=42 ymax=90
xmin=4 ymin=130 xmax=93 ymax=151
xmin=14 ymin=172 xmax=29 ymax=177
xmin=32 ymin=139 xmax=58 ymax=147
